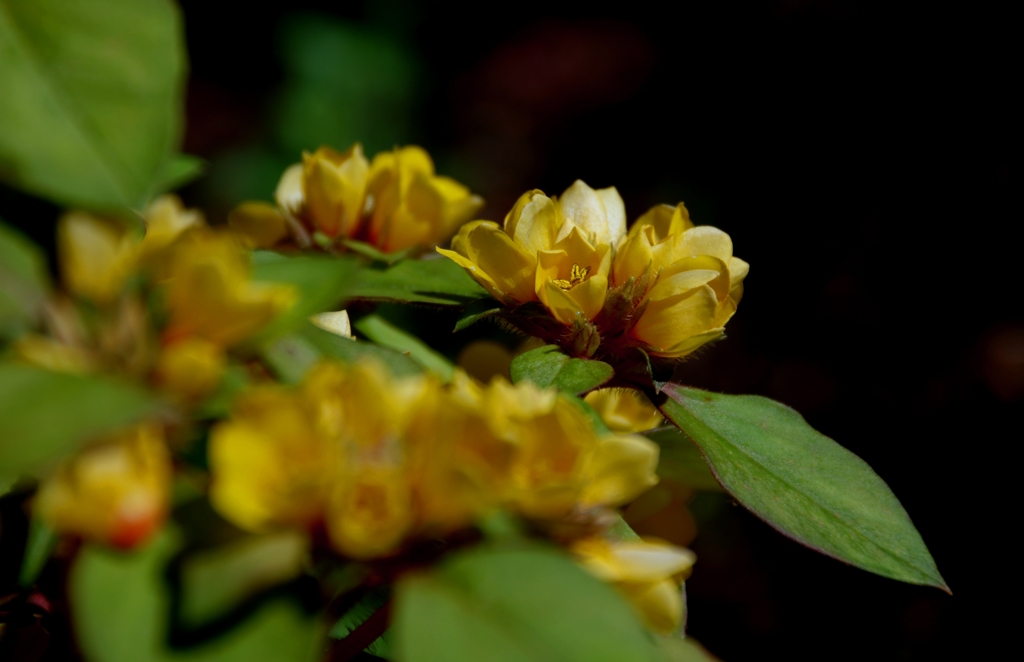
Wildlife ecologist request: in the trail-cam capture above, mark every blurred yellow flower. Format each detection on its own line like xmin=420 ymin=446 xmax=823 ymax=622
xmin=365 ymin=146 xmax=484 ymax=253
xmin=209 ymin=385 xmax=335 ymax=533
xmin=613 ymin=203 xmax=748 ymax=358
xmin=439 ymin=180 xmax=622 ymax=324
xmin=573 ymin=536 xmax=696 ymax=634
xmin=584 ymin=389 xmax=663 ymax=433
xmin=153 ymin=336 xmax=226 ymax=401
xmin=35 ymin=424 xmax=171 ymax=549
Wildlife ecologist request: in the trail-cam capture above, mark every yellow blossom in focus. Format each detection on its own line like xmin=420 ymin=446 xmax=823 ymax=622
xmin=438 ymin=180 xmax=623 ymax=324
xmin=364 ymin=146 xmax=484 ymax=252
xmin=585 ymin=389 xmax=664 ymax=433
xmin=35 ymin=424 xmax=171 ymax=549
xmin=161 ymin=230 xmax=293 ymax=347
xmin=573 ymin=536 xmax=696 ymax=634
xmin=300 ymin=144 xmax=370 ymax=239
xmin=613 ymin=203 xmax=748 ymax=358
xmin=209 ymin=385 xmax=336 ymax=533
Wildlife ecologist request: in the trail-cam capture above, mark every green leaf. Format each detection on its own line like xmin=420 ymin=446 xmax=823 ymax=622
xmin=354 ymin=314 xmax=454 ymax=381
xmin=658 ymin=385 xmax=947 ymax=590
xmin=643 ymin=427 xmax=723 ymax=492
xmin=18 ymin=516 xmax=57 ymax=587
xmin=510 ymin=345 xmax=614 ymax=395
xmin=262 ymin=322 xmax=422 ymax=384
xmin=328 ymin=584 xmax=392 ymax=658
xmin=176 ymin=531 xmax=307 ymax=629
xmin=341 ymin=238 xmax=415 ymax=265
xmin=657 ymin=637 xmax=719 ymax=662
xmin=347 ymin=257 xmax=489 ymax=307
xmin=0 ymin=220 xmax=50 ymax=339
xmin=453 ymin=298 xmax=503 ymax=332
xmin=0 ymin=0 xmax=186 ymax=210
xmin=250 ymin=251 xmax=358 ymax=341
xmin=393 ymin=542 xmax=663 ymax=662
xmin=0 ymin=364 xmax=161 ymax=483
xmin=155 ymin=153 xmax=206 ymax=193
xmin=70 ymin=528 xmax=320 ymax=662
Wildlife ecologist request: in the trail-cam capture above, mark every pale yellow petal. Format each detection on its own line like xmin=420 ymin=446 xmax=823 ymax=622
xmin=679 ymin=226 xmax=733 ymax=261
xmin=596 ymin=186 xmax=626 ymax=244
xmin=631 ymin=284 xmax=719 ymax=354
xmin=612 ymin=230 xmax=654 ymax=287
xmin=728 ymin=256 xmax=750 ymax=288
xmin=580 ymin=434 xmax=659 ymax=508
xmin=622 ymin=579 xmax=684 ymax=635
xmin=604 ymin=540 xmax=696 ymax=582
xmin=505 ymin=190 xmax=561 ymax=254
xmin=445 ymin=221 xmax=537 ymax=304
xmin=557 ymin=179 xmax=612 ymax=245
xmin=310 ymin=310 xmax=354 ymax=339
xmin=275 ymin=163 xmax=305 ymax=215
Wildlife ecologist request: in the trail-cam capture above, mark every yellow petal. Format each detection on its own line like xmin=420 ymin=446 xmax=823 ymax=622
xmin=275 ymin=163 xmax=305 ymax=216
xmin=679 ymin=225 xmax=733 ymax=261
xmin=327 ymin=467 xmax=414 ymax=559
xmin=504 ymin=190 xmax=561 ymax=254
xmin=631 ymin=284 xmax=719 ymax=355
xmin=728 ymin=256 xmax=750 ymax=288
xmin=140 ymin=195 xmax=204 ymax=255
xmin=302 ymin=144 xmax=369 ymax=237
xmin=568 ymin=274 xmax=608 ymax=321
xmin=580 ymin=434 xmax=660 ymax=508
xmin=228 ymin=201 xmax=289 ymax=249
xmin=58 ymin=212 xmax=137 ymax=304
xmin=630 ymin=203 xmax=693 ymax=243
xmin=603 ymin=540 xmax=696 ymax=582
xmin=538 ymin=277 xmax=585 ymax=325
xmin=155 ymin=337 xmax=226 ymax=401
xmin=584 ymin=389 xmax=663 ymax=433
xmin=556 ymin=179 xmax=618 ymax=246
xmin=622 ymin=579 xmax=684 ymax=634
xmin=441 ymin=220 xmax=537 ymax=305
xmin=612 ymin=230 xmax=654 ymax=288
xmin=596 ymin=186 xmax=627 ymax=244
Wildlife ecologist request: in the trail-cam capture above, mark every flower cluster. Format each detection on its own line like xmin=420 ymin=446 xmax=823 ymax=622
xmin=439 ymin=181 xmax=748 ymax=364
xmin=230 ymin=144 xmax=483 ymax=253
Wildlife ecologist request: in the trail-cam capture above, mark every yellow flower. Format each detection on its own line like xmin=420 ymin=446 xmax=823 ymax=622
xmin=439 ymin=180 xmax=622 ymax=324
xmin=613 ymin=203 xmax=748 ymax=358
xmin=365 ymin=146 xmax=484 ymax=252
xmin=209 ymin=385 xmax=336 ymax=533
xmin=161 ymin=230 xmax=293 ymax=347
xmin=137 ymin=195 xmax=204 ymax=259
xmin=35 ymin=424 xmax=171 ymax=549
xmin=153 ymin=336 xmax=226 ymax=401
xmin=57 ymin=212 xmax=138 ymax=304
xmin=584 ymin=389 xmax=664 ymax=433
xmin=227 ymin=201 xmax=289 ymax=249
xmin=328 ymin=466 xmax=414 ymax=560
xmin=573 ymin=536 xmax=696 ymax=634
xmin=300 ymin=144 xmax=370 ymax=239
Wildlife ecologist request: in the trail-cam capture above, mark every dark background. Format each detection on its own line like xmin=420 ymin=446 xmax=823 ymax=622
xmin=2 ymin=1 xmax=1017 ymax=659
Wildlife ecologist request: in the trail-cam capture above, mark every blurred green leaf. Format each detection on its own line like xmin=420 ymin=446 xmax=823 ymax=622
xmin=262 ymin=322 xmax=422 ymax=384
xmin=354 ymin=314 xmax=454 ymax=381
xmin=0 ymin=220 xmax=50 ymax=339
xmin=177 ymin=531 xmax=308 ymax=629
xmin=659 ymin=384 xmax=948 ymax=590
xmin=275 ymin=14 xmax=417 ymax=155
xmin=657 ymin=637 xmax=719 ymax=662
xmin=156 ymin=153 xmax=206 ymax=193
xmin=642 ymin=427 xmax=722 ymax=492
xmin=0 ymin=363 xmax=161 ymax=482
xmin=341 ymin=238 xmax=415 ymax=265
xmin=453 ymin=298 xmax=503 ymax=332
xmin=18 ymin=516 xmax=56 ymax=587
xmin=348 ymin=257 xmax=489 ymax=307
xmin=510 ymin=345 xmax=613 ymax=395
xmin=250 ymin=251 xmax=358 ymax=341
xmin=71 ymin=528 xmax=320 ymax=662
xmin=393 ymin=542 xmax=663 ymax=662
xmin=329 ymin=584 xmax=391 ymax=658
xmin=0 ymin=0 xmax=186 ymax=210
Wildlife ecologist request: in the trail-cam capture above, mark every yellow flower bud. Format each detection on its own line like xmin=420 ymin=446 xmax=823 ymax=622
xmin=300 ymin=144 xmax=370 ymax=239
xmin=364 ymin=146 xmax=484 ymax=253
xmin=439 ymin=180 xmax=623 ymax=324
xmin=57 ymin=212 xmax=138 ymax=304
xmin=35 ymin=424 xmax=171 ymax=549
xmin=584 ymin=389 xmax=664 ymax=433
xmin=161 ymin=230 xmax=294 ymax=347
xmin=615 ymin=203 xmax=749 ymax=358
xmin=573 ymin=537 xmax=696 ymax=634
xmin=227 ymin=201 xmax=289 ymax=249
xmin=208 ymin=386 xmax=336 ymax=533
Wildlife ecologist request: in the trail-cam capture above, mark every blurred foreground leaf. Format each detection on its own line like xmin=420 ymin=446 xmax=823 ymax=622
xmin=659 ymin=384 xmax=948 ymax=590
xmin=348 ymin=257 xmax=489 ymax=306
xmin=156 ymin=154 xmax=206 ymax=193
xmin=642 ymin=427 xmax=722 ymax=492
xmin=393 ymin=542 xmax=663 ymax=662
xmin=71 ymin=528 xmax=320 ymax=662
xmin=328 ymin=585 xmax=391 ymax=658
xmin=354 ymin=314 xmax=454 ymax=381
xmin=657 ymin=637 xmax=720 ymax=662
xmin=0 ymin=0 xmax=186 ymax=210
xmin=263 ymin=322 xmax=421 ymax=384
xmin=250 ymin=251 xmax=358 ymax=341
xmin=510 ymin=345 xmax=613 ymax=395
xmin=0 ymin=364 xmax=161 ymax=483
xmin=0 ymin=220 xmax=50 ymax=339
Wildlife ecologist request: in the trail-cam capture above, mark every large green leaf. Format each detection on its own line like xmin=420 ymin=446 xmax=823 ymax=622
xmin=510 ymin=345 xmax=614 ymax=396
xmin=0 ymin=364 xmax=161 ymax=483
xmin=347 ymin=257 xmax=489 ymax=306
xmin=658 ymin=384 xmax=947 ymax=590
xmin=643 ymin=427 xmax=722 ymax=492
xmin=0 ymin=220 xmax=50 ymax=339
xmin=70 ymin=528 xmax=320 ymax=662
xmin=250 ymin=251 xmax=358 ymax=341
xmin=392 ymin=543 xmax=664 ymax=662
xmin=354 ymin=314 xmax=454 ymax=382
xmin=262 ymin=322 xmax=422 ymax=384
xmin=0 ymin=0 xmax=186 ymax=210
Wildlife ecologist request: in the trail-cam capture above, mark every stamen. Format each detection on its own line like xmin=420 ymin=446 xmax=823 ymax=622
xmin=554 ymin=263 xmax=591 ymax=291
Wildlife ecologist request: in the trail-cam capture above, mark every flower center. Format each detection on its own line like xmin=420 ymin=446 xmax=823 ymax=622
xmin=553 ymin=263 xmax=591 ymax=291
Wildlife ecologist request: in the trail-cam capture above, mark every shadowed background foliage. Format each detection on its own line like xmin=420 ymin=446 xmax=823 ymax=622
xmin=1 ymin=0 xmax=1015 ymax=659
